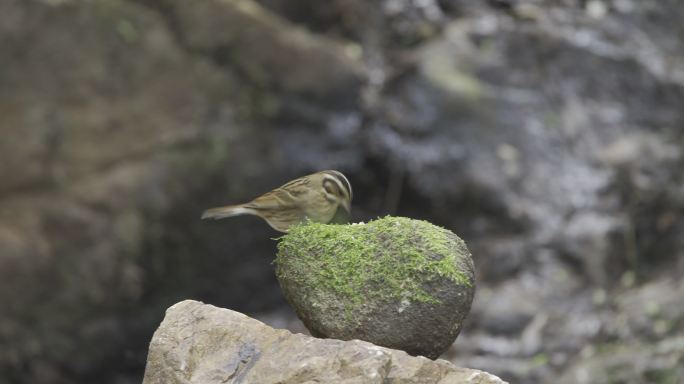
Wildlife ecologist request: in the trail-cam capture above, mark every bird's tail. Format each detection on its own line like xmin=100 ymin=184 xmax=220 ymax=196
xmin=201 ymin=205 xmax=254 ymax=220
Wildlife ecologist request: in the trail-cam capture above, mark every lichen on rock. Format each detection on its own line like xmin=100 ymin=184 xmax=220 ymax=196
xmin=275 ymin=216 xmax=475 ymax=359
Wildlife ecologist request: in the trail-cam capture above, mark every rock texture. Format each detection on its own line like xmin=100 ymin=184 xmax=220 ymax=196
xmin=276 ymin=217 xmax=475 ymax=359
xmin=143 ymin=300 xmax=505 ymax=384
xmin=0 ymin=0 xmax=364 ymax=382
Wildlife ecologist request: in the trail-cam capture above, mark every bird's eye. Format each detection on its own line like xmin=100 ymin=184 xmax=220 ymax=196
xmin=323 ymin=179 xmax=340 ymax=197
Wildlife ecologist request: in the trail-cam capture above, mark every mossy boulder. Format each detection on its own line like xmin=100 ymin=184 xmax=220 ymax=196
xmin=275 ymin=216 xmax=475 ymax=359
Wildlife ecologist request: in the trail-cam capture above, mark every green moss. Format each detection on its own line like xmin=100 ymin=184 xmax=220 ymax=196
xmin=644 ymin=367 xmax=681 ymax=384
xmin=276 ymin=216 xmax=472 ymax=308
xmin=116 ymin=19 xmax=138 ymax=44
xmin=531 ymin=353 xmax=550 ymax=367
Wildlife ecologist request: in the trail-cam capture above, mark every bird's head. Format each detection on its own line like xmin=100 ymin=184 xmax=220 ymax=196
xmin=321 ymin=170 xmax=353 ymax=216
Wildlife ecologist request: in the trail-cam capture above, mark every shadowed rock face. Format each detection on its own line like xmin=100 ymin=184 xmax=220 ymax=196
xmin=0 ymin=0 xmax=364 ymax=382
xmin=143 ymin=300 xmax=506 ymax=384
xmin=276 ymin=217 xmax=475 ymax=359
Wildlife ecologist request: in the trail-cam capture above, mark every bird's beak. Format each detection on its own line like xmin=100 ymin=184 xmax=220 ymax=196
xmin=341 ymin=199 xmax=351 ymax=215
xmin=331 ymin=199 xmax=352 ymax=225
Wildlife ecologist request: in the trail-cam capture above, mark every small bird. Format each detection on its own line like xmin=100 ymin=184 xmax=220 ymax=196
xmin=201 ymin=170 xmax=353 ymax=232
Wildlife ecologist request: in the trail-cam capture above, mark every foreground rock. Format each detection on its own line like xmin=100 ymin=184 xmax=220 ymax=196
xmin=275 ymin=217 xmax=475 ymax=359
xmin=143 ymin=300 xmax=505 ymax=384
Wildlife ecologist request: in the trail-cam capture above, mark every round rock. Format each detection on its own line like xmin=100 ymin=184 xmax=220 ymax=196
xmin=275 ymin=216 xmax=475 ymax=359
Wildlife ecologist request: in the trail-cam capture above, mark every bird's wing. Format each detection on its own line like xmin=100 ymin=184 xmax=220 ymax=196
xmin=245 ymin=187 xmax=298 ymax=210
xmin=245 ymin=188 xmax=307 ymax=232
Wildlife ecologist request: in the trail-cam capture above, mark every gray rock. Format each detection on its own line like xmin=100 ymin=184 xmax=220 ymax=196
xmin=143 ymin=300 xmax=506 ymax=384
xmin=155 ymin=0 xmax=366 ymax=97
xmin=275 ymin=216 xmax=475 ymax=359
xmin=557 ymin=337 xmax=684 ymax=384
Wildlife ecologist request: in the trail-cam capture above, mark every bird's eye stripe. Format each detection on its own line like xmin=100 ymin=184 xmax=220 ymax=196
xmin=337 ymin=174 xmax=352 ymax=199
xmin=324 ymin=171 xmax=352 ymax=200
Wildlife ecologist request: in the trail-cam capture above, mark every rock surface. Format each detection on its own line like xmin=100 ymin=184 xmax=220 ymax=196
xmin=143 ymin=300 xmax=505 ymax=384
xmin=0 ymin=0 xmax=364 ymax=382
xmin=275 ymin=217 xmax=475 ymax=359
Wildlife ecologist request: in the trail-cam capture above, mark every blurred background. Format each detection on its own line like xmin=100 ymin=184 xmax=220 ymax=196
xmin=2 ymin=0 xmax=684 ymax=383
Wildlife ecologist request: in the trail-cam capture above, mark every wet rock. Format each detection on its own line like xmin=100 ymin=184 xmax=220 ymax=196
xmin=472 ymin=281 xmax=540 ymax=336
xmin=559 ymin=211 xmax=622 ymax=285
xmin=275 ymin=216 xmax=475 ymax=359
xmin=0 ymin=0 xmax=241 ymax=381
xmin=154 ymin=0 xmax=366 ymax=98
xmin=555 ymin=278 xmax=684 ymax=384
xmin=143 ymin=300 xmax=506 ymax=384
xmin=0 ymin=0 xmax=366 ymax=382
xmin=557 ymin=337 xmax=684 ymax=384
xmin=614 ymin=278 xmax=684 ymax=339
xmin=368 ymin=0 xmax=684 ymax=277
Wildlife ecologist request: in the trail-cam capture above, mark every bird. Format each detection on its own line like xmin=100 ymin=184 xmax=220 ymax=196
xmin=201 ymin=170 xmax=353 ymax=232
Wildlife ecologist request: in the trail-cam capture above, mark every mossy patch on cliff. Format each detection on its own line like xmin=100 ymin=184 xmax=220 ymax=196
xmin=275 ymin=216 xmax=472 ymax=306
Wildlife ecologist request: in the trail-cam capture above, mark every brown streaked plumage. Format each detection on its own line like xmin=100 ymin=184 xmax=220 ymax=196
xmin=201 ymin=170 xmax=353 ymax=232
